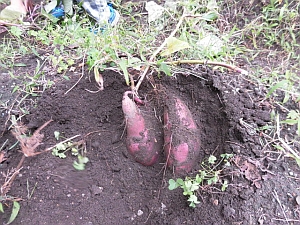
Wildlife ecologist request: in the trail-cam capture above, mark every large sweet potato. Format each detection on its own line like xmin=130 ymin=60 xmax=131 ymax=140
xmin=122 ymin=91 xmax=160 ymax=166
xmin=164 ymin=96 xmax=201 ymax=174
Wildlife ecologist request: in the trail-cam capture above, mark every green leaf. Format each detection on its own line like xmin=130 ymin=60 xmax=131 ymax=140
xmin=78 ymin=155 xmax=89 ymax=164
xmin=188 ymin=195 xmax=200 ymax=205
xmin=73 ymin=161 xmax=85 ymax=170
xmin=183 ymin=190 xmax=192 ymax=196
xmin=56 ymin=143 xmax=66 ymax=150
xmin=54 ymin=131 xmax=60 ymax=140
xmin=62 ymin=0 xmax=73 ymax=15
xmin=185 ymin=180 xmax=192 ymax=189
xmin=176 ymin=178 xmax=184 ymax=186
xmin=189 ymin=202 xmax=196 ymax=208
xmin=281 ymin=119 xmax=298 ymax=125
xmin=208 ymin=155 xmax=217 ymax=164
xmin=160 ymin=37 xmax=191 ymax=56
xmin=295 ymin=157 xmax=300 ymax=167
xmin=119 ymin=59 xmax=130 ymax=86
xmin=221 ymin=180 xmax=228 ymax=191
xmin=200 ymin=170 xmax=206 ymax=179
xmin=71 ymin=148 xmax=78 ymax=156
xmin=287 ymin=110 xmax=299 ymax=120
xmin=190 ymin=182 xmax=199 ymax=191
xmin=12 ymin=86 xmax=20 ymax=93
xmin=159 ymin=62 xmax=171 ymax=76
xmin=220 ymin=153 xmax=234 ymax=160
xmin=6 ymin=201 xmax=20 ymax=224
xmin=201 ymin=11 xmax=219 ymax=21
xmin=168 ymin=179 xmax=179 ymax=190
xmin=273 ymin=144 xmax=284 ymax=151
xmin=282 ymin=92 xmax=290 ymax=104
xmin=195 ymin=174 xmax=202 ymax=183
xmin=0 ymin=202 xmax=4 ymax=213
xmin=14 ymin=63 xmax=27 ymax=67
xmin=266 ymin=80 xmax=288 ymax=98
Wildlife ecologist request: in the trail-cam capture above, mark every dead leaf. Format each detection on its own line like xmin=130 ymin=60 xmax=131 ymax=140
xmin=0 ymin=151 xmax=7 ymax=163
xmin=233 ymin=156 xmax=262 ymax=188
xmin=11 ymin=120 xmax=53 ymax=157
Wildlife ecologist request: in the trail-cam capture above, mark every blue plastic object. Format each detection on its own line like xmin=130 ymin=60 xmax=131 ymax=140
xmin=91 ymin=4 xmax=119 ymax=34
xmin=108 ymin=3 xmax=117 ymax=24
xmin=50 ymin=6 xmax=65 ymax=18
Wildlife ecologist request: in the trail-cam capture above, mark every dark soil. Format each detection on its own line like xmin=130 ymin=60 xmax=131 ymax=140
xmin=1 ymin=1 xmax=300 ymax=225
xmin=1 ymin=64 xmax=300 ymax=224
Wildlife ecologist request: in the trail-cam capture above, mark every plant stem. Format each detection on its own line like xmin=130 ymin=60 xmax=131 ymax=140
xmin=135 ymin=8 xmax=187 ymax=92
xmin=165 ymin=60 xmax=248 ymax=75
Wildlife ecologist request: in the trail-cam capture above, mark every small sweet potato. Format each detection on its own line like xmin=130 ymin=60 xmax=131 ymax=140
xmin=122 ymin=91 xmax=160 ymax=166
xmin=164 ymin=96 xmax=201 ymax=174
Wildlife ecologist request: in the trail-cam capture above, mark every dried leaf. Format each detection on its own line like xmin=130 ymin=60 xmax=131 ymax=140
xmin=0 ymin=151 xmax=7 ymax=163
xmin=11 ymin=120 xmax=53 ymax=157
xmin=94 ymin=66 xmax=104 ymax=90
xmin=233 ymin=156 xmax=262 ymax=188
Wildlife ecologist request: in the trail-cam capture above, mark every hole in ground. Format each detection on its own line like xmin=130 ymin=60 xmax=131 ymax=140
xmin=1 ymin=69 xmax=250 ymax=225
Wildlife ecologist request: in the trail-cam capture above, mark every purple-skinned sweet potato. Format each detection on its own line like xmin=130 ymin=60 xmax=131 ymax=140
xmin=164 ymin=96 xmax=201 ymax=174
xmin=122 ymin=91 xmax=160 ymax=166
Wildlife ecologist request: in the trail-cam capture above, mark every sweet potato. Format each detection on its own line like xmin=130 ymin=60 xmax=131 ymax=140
xmin=122 ymin=91 xmax=160 ymax=166
xmin=164 ymin=96 xmax=201 ymax=174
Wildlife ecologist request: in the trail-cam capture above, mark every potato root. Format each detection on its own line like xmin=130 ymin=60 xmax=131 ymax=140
xmin=164 ymin=97 xmax=201 ymax=174
xmin=122 ymin=91 xmax=160 ymax=166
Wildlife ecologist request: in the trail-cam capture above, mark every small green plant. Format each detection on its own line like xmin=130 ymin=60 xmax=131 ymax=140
xmin=168 ymin=153 xmax=233 ymax=208
xmin=0 ymin=198 xmax=20 ymax=225
xmin=281 ymin=110 xmax=300 ymax=136
xmin=52 ymin=131 xmax=89 ymax=170
xmin=73 ymin=155 xmax=89 ymax=171
xmin=52 ymin=141 xmax=79 ymax=158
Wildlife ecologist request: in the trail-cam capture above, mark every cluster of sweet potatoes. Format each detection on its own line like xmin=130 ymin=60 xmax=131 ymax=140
xmin=122 ymin=91 xmax=201 ymax=174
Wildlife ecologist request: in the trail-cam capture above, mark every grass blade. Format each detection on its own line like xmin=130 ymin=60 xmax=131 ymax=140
xmin=6 ymin=201 xmax=20 ymax=224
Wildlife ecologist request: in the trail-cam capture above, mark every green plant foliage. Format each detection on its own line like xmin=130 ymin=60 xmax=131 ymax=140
xmin=0 ymin=202 xmax=4 ymax=213
xmin=6 ymin=201 xmax=20 ymax=224
xmin=73 ymin=155 xmax=89 ymax=171
xmin=168 ymin=153 xmax=234 ymax=208
xmin=281 ymin=110 xmax=300 ymax=136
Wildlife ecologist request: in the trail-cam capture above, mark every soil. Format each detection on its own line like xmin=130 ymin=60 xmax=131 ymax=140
xmin=1 ymin=1 xmax=300 ymax=225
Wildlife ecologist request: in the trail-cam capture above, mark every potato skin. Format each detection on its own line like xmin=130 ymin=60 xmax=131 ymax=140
xmin=164 ymin=97 xmax=201 ymax=174
xmin=122 ymin=91 xmax=159 ymax=166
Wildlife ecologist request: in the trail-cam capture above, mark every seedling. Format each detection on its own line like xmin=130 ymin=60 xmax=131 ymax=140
xmin=168 ymin=153 xmax=233 ymax=208
xmin=51 ymin=131 xmax=89 ymax=170
xmin=73 ymin=155 xmax=89 ymax=171
xmin=0 ymin=197 xmax=21 ymax=225
xmin=281 ymin=110 xmax=300 ymax=136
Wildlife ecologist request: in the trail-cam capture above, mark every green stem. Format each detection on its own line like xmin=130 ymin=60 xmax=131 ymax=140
xmin=165 ymin=60 xmax=248 ymax=75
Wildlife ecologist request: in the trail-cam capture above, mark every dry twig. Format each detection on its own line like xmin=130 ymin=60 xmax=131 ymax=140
xmin=1 ymin=120 xmax=53 ymax=195
xmin=11 ymin=120 xmax=53 ymax=157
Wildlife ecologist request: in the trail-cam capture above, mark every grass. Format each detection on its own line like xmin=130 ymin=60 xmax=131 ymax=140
xmin=228 ymin=0 xmax=300 ymax=165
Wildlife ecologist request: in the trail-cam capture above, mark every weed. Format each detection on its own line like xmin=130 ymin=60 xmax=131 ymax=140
xmin=168 ymin=153 xmax=233 ymax=208
xmin=0 ymin=199 xmax=20 ymax=224
xmin=51 ymin=131 xmax=89 ymax=170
